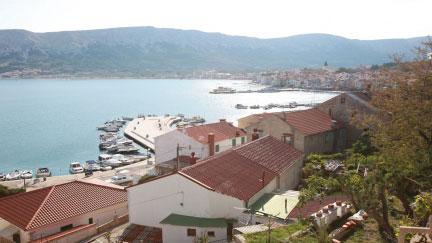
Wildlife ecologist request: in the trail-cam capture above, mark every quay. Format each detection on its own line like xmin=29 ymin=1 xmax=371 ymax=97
xmin=0 ymin=158 xmax=154 ymax=190
xmin=124 ymin=116 xmax=179 ymax=152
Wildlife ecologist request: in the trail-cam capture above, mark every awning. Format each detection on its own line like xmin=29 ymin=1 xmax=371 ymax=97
xmin=249 ymin=191 xmax=299 ymax=219
xmin=160 ymin=214 xmax=228 ymax=228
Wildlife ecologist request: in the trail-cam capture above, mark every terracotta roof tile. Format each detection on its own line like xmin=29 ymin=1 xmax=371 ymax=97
xmin=0 ymin=180 xmax=127 ymax=230
xmin=277 ymin=108 xmax=339 ymax=135
xmin=179 ymin=136 xmax=303 ymax=201
xmin=184 ymin=121 xmax=246 ymax=144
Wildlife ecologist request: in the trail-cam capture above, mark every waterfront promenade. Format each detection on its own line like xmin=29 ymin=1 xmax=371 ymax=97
xmin=124 ymin=116 xmax=178 ymax=151
xmin=0 ymin=158 xmax=155 ymax=190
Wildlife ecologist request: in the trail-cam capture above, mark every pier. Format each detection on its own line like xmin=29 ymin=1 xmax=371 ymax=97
xmin=124 ymin=116 xmax=178 ymax=151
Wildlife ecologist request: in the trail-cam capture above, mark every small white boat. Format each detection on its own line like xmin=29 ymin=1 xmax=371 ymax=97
xmin=69 ymin=162 xmax=84 ymax=174
xmin=6 ymin=170 xmax=21 ymax=181
xmin=104 ymin=159 xmax=122 ymax=168
xmin=20 ymin=170 xmax=33 ymax=179
xmin=112 ymin=154 xmax=125 ymax=160
xmin=85 ymin=160 xmax=101 ymax=171
xmin=99 ymin=154 xmax=112 ymax=162
xmin=209 ymin=86 xmax=236 ymax=94
xmin=120 ymin=157 xmax=135 ymax=165
xmin=36 ymin=168 xmax=52 ymax=178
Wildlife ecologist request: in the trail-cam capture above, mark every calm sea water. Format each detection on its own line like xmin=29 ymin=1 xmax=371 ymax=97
xmin=0 ymin=79 xmax=337 ymax=175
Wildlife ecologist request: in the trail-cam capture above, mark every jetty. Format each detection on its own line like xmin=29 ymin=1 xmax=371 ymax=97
xmin=124 ymin=116 xmax=179 ymax=151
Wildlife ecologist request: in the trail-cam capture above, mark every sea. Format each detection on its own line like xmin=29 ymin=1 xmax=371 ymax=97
xmin=0 ymin=79 xmax=337 ymax=175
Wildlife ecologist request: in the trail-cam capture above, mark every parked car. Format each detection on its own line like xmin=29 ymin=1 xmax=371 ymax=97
xmin=105 ymin=173 xmax=133 ymax=185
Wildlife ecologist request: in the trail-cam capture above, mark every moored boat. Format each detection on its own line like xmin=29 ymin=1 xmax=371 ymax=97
xmin=36 ymin=168 xmax=52 ymax=178
xmin=235 ymin=104 xmax=248 ymax=109
xmin=6 ymin=170 xmax=21 ymax=181
xmin=69 ymin=162 xmax=84 ymax=174
xmin=20 ymin=170 xmax=33 ymax=179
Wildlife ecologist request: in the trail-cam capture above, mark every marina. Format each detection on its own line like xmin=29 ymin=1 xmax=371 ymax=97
xmin=0 ymin=79 xmax=337 ymax=175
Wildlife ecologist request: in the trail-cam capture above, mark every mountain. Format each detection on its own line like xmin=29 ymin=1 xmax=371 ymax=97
xmin=0 ymin=26 xmax=427 ymax=77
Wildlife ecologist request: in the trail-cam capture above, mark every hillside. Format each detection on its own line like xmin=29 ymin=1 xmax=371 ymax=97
xmin=0 ymin=27 xmax=427 ymax=77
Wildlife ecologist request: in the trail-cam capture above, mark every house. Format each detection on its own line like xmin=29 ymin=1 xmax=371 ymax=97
xmin=316 ymin=92 xmax=376 ymax=145
xmin=0 ymin=180 xmax=128 ymax=243
xmin=238 ymin=108 xmax=346 ymax=154
xmin=154 ymin=119 xmax=247 ymax=164
xmin=127 ymin=136 xmax=304 ymax=243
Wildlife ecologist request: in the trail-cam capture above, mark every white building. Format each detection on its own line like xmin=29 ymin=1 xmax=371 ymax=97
xmin=154 ymin=119 xmax=247 ymax=164
xmin=0 ymin=180 xmax=128 ymax=243
xmin=128 ymin=136 xmax=304 ymax=243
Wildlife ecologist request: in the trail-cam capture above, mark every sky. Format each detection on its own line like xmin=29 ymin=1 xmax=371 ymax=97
xmin=0 ymin=0 xmax=431 ymax=40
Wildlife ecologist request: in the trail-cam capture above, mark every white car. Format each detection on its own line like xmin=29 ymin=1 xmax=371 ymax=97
xmin=105 ymin=174 xmax=133 ymax=185
xmin=69 ymin=162 xmax=84 ymax=174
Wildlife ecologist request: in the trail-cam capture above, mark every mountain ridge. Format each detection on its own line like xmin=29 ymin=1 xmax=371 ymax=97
xmin=0 ymin=26 xmax=428 ymax=77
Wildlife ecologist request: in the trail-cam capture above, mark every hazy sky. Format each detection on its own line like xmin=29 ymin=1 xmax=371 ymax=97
xmin=0 ymin=0 xmax=430 ymax=39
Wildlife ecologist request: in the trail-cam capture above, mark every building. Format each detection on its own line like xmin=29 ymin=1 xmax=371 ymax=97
xmin=316 ymin=92 xmax=376 ymax=145
xmin=154 ymin=119 xmax=247 ymax=164
xmin=238 ymin=108 xmax=346 ymax=154
xmin=127 ymin=136 xmax=304 ymax=243
xmin=0 ymin=180 xmax=128 ymax=243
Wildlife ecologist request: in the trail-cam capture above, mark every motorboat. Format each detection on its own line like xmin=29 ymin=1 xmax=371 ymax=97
xmin=99 ymin=141 xmax=116 ymax=150
xmin=235 ymin=104 xmax=248 ymax=109
xmin=103 ymin=159 xmax=122 ymax=168
xmin=111 ymin=154 xmax=125 ymax=161
xmin=0 ymin=173 xmax=6 ymax=181
xmin=85 ymin=160 xmax=101 ymax=171
xmin=209 ymin=86 xmax=236 ymax=94
xmin=36 ymin=168 xmax=52 ymax=178
xmin=6 ymin=170 xmax=21 ymax=181
xmin=69 ymin=162 xmax=84 ymax=174
xmin=20 ymin=170 xmax=33 ymax=179
xmin=99 ymin=154 xmax=112 ymax=162
xmin=107 ymin=145 xmax=119 ymax=153
xmin=122 ymin=116 xmax=133 ymax=121
xmin=116 ymin=145 xmax=140 ymax=154
xmin=250 ymin=105 xmax=260 ymax=109
xmin=116 ymin=138 xmax=133 ymax=146
xmin=130 ymin=154 xmax=149 ymax=162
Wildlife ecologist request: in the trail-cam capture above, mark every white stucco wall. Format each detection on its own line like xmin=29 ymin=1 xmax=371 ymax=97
xmin=128 ymin=173 xmax=244 ymax=229
xmin=279 ymin=156 xmax=305 ymax=190
xmin=162 ymin=224 xmax=226 ymax=243
xmin=154 ymin=130 xmax=208 ymax=163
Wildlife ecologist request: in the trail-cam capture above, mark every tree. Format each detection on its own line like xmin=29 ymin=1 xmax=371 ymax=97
xmin=0 ymin=185 xmax=24 ymax=198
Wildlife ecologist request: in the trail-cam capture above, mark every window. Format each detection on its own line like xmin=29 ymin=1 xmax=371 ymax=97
xmin=341 ymin=97 xmax=346 ymax=104
xmin=232 ymin=139 xmax=236 ymax=146
xmin=241 ymin=137 xmax=245 ymax=144
xmin=215 ymin=144 xmax=220 ymax=153
xmin=187 ymin=228 xmax=196 ymax=237
xmin=60 ymin=224 xmax=73 ymax=232
xmin=207 ymin=231 xmax=215 ymax=237
xmin=89 ymin=218 xmax=93 ymax=224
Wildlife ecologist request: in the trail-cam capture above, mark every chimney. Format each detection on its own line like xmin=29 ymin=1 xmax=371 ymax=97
xmin=208 ymin=133 xmax=215 ymax=156
xmin=252 ymin=128 xmax=259 ymax=141
xmin=219 ymin=118 xmax=226 ymax=122
xmin=190 ymin=152 xmax=197 ymax=165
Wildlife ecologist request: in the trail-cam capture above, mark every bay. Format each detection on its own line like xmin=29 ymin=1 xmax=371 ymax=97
xmin=0 ymin=79 xmax=337 ymax=175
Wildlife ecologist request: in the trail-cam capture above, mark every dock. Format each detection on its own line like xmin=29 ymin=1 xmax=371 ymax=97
xmin=124 ymin=116 xmax=178 ymax=151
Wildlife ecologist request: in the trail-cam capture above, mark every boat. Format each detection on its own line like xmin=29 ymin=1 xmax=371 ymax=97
xmin=250 ymin=105 xmax=260 ymax=109
xmin=111 ymin=154 xmax=125 ymax=160
xmin=103 ymin=159 xmax=122 ymax=168
xmin=99 ymin=154 xmax=112 ymax=162
xmin=104 ymin=125 xmax=120 ymax=133
xmin=235 ymin=104 xmax=248 ymax=109
xmin=209 ymin=86 xmax=236 ymax=94
xmin=122 ymin=116 xmax=134 ymax=121
xmin=20 ymin=170 xmax=33 ymax=179
xmin=85 ymin=160 xmax=101 ymax=171
xmin=116 ymin=145 xmax=140 ymax=154
xmin=188 ymin=116 xmax=206 ymax=124
xmin=0 ymin=173 xmax=6 ymax=181
xmin=289 ymin=102 xmax=298 ymax=108
xmin=99 ymin=141 xmax=116 ymax=150
xmin=116 ymin=138 xmax=133 ymax=146
xmin=130 ymin=154 xmax=149 ymax=162
xmin=6 ymin=170 xmax=21 ymax=181
xmin=107 ymin=144 xmax=119 ymax=153
xmin=36 ymin=168 xmax=52 ymax=178
xmin=69 ymin=162 xmax=84 ymax=174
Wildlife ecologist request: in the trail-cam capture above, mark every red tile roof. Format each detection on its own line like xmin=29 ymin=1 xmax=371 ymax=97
xmin=236 ymin=136 xmax=304 ymax=174
xmin=184 ymin=121 xmax=246 ymax=144
xmin=242 ymin=108 xmax=340 ymax=135
xmin=179 ymin=136 xmax=303 ymax=201
xmin=0 ymin=180 xmax=127 ymax=231
xmin=287 ymin=194 xmax=349 ymax=219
